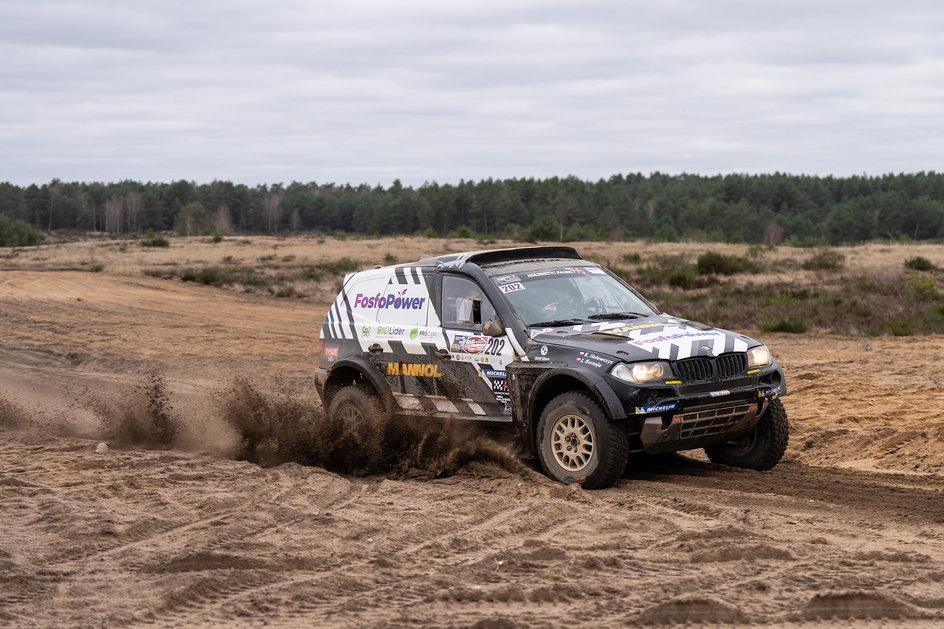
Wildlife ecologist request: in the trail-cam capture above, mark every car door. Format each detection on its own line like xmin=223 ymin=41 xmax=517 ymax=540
xmin=436 ymin=274 xmax=517 ymax=419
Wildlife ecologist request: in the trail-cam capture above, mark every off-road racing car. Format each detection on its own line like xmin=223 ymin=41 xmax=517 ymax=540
xmin=315 ymin=246 xmax=788 ymax=489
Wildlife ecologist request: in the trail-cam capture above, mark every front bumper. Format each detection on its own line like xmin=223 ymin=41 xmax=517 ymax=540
xmin=630 ymin=382 xmax=783 ymax=454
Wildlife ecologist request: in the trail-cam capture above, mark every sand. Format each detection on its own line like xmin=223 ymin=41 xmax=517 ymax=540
xmin=1 ymin=239 xmax=943 ymax=627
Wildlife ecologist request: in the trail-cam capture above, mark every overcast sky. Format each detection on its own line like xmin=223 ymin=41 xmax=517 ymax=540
xmin=2 ymin=1 xmax=942 ymax=187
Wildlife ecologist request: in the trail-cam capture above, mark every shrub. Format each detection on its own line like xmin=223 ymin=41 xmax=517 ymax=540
xmin=563 ymin=224 xmax=591 ymax=242
xmin=272 ymin=286 xmax=299 ymax=298
xmin=801 ymin=250 xmax=845 ymax=270
xmin=141 ymin=229 xmax=170 ymax=248
xmin=908 ymin=273 xmax=942 ymax=301
xmin=637 ymin=254 xmax=696 ymax=287
xmin=322 ymin=257 xmax=361 ymax=275
xmin=668 ymin=268 xmax=697 ymax=289
xmin=446 ymin=225 xmax=476 ymax=239
xmin=696 ymin=251 xmax=760 ymax=275
xmin=181 ymin=266 xmax=223 ymax=285
xmin=759 ymin=317 xmax=809 ymax=334
xmin=905 ymin=256 xmax=935 ymax=271
xmin=884 ymin=320 xmax=915 ymax=336
xmin=621 ymin=252 xmax=642 ymax=264
xmin=0 ymin=215 xmax=44 ymax=247
xmin=747 ymin=245 xmax=772 ymax=258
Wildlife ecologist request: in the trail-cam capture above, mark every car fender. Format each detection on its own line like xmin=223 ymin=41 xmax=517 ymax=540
xmin=526 ymin=365 xmax=628 ymax=434
xmin=323 ymin=356 xmax=396 ymax=413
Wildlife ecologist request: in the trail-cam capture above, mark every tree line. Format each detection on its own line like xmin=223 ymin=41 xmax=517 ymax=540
xmin=1 ymin=172 xmax=943 ymax=246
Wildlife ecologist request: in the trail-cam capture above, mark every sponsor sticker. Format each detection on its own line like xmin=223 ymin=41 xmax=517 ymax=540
xmin=602 ymin=322 xmax=665 ymax=334
xmin=375 ymin=325 xmax=407 ymax=338
xmin=578 ymin=351 xmax=613 ymax=366
xmin=496 ymin=275 xmax=521 ymax=285
xmin=462 ymin=336 xmax=488 ymax=354
xmin=323 ymin=345 xmax=339 ymax=361
xmin=482 ymin=369 xmax=506 ymax=378
xmin=708 ymin=390 xmax=730 ymax=398
xmin=489 ymin=378 xmax=509 ymax=394
xmin=634 ymin=402 xmax=678 ymax=415
xmin=524 ymin=268 xmax=587 ymax=279
xmin=360 ymin=325 xmax=371 ymax=338
xmin=628 ymin=331 xmax=721 ymax=347
xmin=353 ymin=288 xmax=427 ymax=311
xmin=499 ymin=282 xmax=525 ymax=294
xmin=386 ymin=363 xmax=442 ymax=378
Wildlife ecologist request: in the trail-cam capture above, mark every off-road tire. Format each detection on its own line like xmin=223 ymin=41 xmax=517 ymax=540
xmin=536 ymin=392 xmax=629 ymax=489
xmin=326 ymin=385 xmax=385 ymax=471
xmin=704 ymin=398 xmax=789 ymax=470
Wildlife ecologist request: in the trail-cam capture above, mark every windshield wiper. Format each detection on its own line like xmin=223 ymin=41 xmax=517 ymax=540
xmin=587 ymin=312 xmax=650 ymax=320
xmin=530 ymin=319 xmax=592 ymax=327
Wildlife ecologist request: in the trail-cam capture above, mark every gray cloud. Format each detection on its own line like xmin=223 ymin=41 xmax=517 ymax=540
xmin=1 ymin=0 xmax=942 ymax=186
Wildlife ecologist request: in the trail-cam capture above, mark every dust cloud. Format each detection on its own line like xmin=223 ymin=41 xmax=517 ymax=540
xmin=2 ymin=374 xmax=531 ymax=482
xmin=217 ymin=378 xmax=532 ymax=480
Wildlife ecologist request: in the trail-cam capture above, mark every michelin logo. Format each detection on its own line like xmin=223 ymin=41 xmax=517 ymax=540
xmin=634 ymin=402 xmax=678 ymax=415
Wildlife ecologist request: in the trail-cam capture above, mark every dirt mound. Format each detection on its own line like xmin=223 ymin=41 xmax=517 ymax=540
xmin=794 ymin=591 xmax=919 ymax=621
xmin=634 ymin=597 xmax=750 ymax=625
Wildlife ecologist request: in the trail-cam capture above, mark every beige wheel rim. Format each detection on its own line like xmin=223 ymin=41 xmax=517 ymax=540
xmin=551 ymin=413 xmax=594 ymax=472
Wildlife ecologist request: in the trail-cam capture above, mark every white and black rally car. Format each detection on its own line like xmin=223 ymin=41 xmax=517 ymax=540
xmin=315 ymin=246 xmax=788 ymax=488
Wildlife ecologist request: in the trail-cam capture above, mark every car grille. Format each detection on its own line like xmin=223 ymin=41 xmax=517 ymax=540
xmin=674 ymin=402 xmax=757 ymax=440
xmin=674 ymin=353 xmax=746 ymax=383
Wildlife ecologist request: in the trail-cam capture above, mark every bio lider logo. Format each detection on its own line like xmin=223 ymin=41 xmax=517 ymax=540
xmin=354 ymin=288 xmax=426 ymax=310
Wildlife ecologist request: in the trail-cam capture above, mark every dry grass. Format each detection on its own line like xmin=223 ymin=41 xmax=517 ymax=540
xmin=3 ymin=235 xmax=943 ymax=335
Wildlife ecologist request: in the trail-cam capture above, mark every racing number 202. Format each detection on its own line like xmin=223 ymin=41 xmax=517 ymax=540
xmin=485 ymin=338 xmax=505 ymax=355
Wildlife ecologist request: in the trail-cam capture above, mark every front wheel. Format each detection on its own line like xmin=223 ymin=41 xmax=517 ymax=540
xmin=536 ymin=392 xmax=629 ymax=489
xmin=704 ymin=398 xmax=789 ymax=470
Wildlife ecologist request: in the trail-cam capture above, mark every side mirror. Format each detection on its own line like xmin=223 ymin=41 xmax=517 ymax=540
xmin=482 ymin=317 xmax=505 ymax=337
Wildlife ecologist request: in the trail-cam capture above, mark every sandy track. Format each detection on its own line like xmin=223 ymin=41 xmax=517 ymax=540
xmin=2 ymin=269 xmax=944 ymax=627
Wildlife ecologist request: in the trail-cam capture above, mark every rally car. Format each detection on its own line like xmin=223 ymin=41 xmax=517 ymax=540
xmin=315 ymin=246 xmax=788 ymax=488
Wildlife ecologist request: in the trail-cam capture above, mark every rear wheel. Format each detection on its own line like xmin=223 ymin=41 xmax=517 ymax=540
xmin=704 ymin=398 xmax=789 ymax=470
xmin=536 ymin=392 xmax=629 ymax=489
xmin=325 ymin=385 xmax=385 ymax=471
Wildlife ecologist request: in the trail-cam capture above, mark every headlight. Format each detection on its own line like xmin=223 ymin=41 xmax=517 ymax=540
xmin=611 ymin=361 xmax=666 ymax=384
xmin=747 ymin=345 xmax=772 ymax=368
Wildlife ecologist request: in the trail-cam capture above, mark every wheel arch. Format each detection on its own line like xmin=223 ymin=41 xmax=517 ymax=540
xmin=322 ymin=358 xmax=395 ymax=414
xmin=524 ymin=369 xmax=626 ymax=455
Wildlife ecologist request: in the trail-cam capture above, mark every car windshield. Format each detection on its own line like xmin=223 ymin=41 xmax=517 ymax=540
xmin=491 ymin=265 xmax=657 ymax=326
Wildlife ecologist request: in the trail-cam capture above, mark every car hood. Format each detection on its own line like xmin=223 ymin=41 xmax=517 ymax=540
xmin=528 ymin=314 xmax=758 ymax=362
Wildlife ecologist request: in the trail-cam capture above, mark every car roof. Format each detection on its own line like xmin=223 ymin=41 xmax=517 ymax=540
xmin=414 ymin=246 xmax=583 ymax=269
